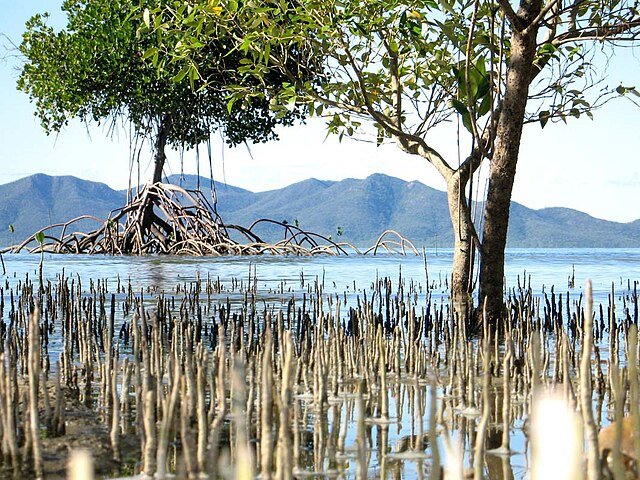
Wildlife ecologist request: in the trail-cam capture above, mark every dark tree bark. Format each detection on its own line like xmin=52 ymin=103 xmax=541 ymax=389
xmin=141 ymin=114 xmax=171 ymax=235
xmin=152 ymin=114 xmax=171 ymax=184
xmin=479 ymin=2 xmax=542 ymax=324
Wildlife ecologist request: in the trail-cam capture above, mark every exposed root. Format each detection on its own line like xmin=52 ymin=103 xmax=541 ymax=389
xmin=365 ymin=229 xmax=420 ymax=255
xmin=2 ymin=183 xmax=418 ymax=256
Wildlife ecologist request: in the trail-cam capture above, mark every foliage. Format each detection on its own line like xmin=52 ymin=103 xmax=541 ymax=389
xmin=151 ymin=0 xmax=639 ymax=159
xmin=150 ymin=0 xmax=640 ymax=311
xmin=152 ymin=0 xmax=469 ymax=165
xmin=17 ymin=0 xmax=309 ymax=153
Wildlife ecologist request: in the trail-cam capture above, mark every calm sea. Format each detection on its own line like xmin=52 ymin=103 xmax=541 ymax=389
xmin=2 ymin=248 xmax=638 ymax=303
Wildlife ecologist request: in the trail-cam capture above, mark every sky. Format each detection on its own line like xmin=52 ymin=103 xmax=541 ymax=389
xmin=0 ymin=1 xmax=639 ymax=223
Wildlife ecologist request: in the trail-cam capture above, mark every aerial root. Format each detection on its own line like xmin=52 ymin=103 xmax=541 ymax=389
xmin=365 ymin=229 xmax=420 ymax=255
xmin=2 ymin=183 xmax=417 ymax=257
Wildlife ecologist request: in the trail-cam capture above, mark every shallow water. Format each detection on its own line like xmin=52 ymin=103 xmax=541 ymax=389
xmin=0 ymin=248 xmax=638 ymax=479
xmin=3 ymin=248 xmax=639 ymax=302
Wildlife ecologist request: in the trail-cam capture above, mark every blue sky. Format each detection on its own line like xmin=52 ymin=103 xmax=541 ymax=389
xmin=1 ymin=1 xmax=638 ymax=223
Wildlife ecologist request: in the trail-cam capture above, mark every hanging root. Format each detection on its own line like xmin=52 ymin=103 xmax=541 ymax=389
xmin=2 ymin=183 xmax=416 ymax=256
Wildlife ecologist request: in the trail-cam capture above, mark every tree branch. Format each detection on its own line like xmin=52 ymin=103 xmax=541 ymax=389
xmin=338 ymin=34 xmax=456 ymax=178
xmin=523 ymin=0 xmax=563 ymax=35
xmin=465 ymin=0 xmax=487 ymax=157
xmin=553 ymin=18 xmax=640 ymax=45
xmin=379 ymin=29 xmax=403 ymax=131
xmin=453 ymin=164 xmax=483 ymax=251
xmin=497 ymin=0 xmax=524 ymax=30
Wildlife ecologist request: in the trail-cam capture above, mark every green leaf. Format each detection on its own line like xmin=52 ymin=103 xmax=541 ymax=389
xmin=461 ymin=112 xmax=473 ymax=133
xmin=286 ymin=96 xmax=297 ymax=110
xmin=143 ymin=8 xmax=150 ymax=28
xmin=467 ymin=63 xmax=488 ymax=101
xmin=474 ymin=76 xmax=490 ymax=101
xmin=142 ymin=47 xmax=158 ymax=60
xmin=35 ymin=231 xmax=45 ymax=244
xmin=264 ymin=42 xmax=271 ymax=64
xmin=452 ymin=64 xmax=468 ymax=99
xmin=173 ymin=65 xmax=190 ymax=83
xmin=538 ymin=43 xmax=557 ymax=56
xmin=478 ymin=94 xmax=491 ymax=116
xmin=227 ymin=96 xmax=238 ymax=115
xmin=475 ymin=57 xmax=487 ymax=75
xmin=450 ymin=99 xmax=468 ymax=115
xmin=439 ymin=0 xmax=455 ymax=14
xmin=539 ymin=110 xmax=550 ymax=129
xmin=188 ymin=63 xmax=198 ymax=90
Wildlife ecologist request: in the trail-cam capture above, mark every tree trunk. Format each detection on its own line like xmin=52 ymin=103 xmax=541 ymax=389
xmin=447 ymin=170 xmax=474 ymax=319
xmin=479 ymin=26 xmax=539 ymax=324
xmin=152 ymin=114 xmax=171 ymax=184
xmin=141 ymin=114 xmax=171 ymax=235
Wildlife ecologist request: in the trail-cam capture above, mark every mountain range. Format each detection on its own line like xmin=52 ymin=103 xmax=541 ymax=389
xmin=0 ymin=173 xmax=638 ymax=248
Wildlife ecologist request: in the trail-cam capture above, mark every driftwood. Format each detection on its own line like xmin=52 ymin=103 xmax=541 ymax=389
xmin=2 ymin=182 xmax=417 ymax=257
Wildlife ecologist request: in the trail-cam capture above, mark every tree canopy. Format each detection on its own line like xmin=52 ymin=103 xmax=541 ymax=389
xmin=17 ymin=0 xmax=308 ymax=164
xmin=16 ymin=0 xmax=320 ymax=254
xmin=151 ymin=0 xmax=639 ymax=321
xmin=150 ymin=0 xmax=637 ymax=152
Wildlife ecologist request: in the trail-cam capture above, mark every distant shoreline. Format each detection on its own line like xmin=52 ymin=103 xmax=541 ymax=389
xmin=1 ymin=173 xmax=638 ymax=249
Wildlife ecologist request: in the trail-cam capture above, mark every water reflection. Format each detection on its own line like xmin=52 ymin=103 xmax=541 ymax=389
xmin=285 ymin=377 xmax=527 ymax=479
xmin=2 ymin=249 xmax=639 ymax=305
xmin=0 ymin=250 xmax=637 ymax=479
